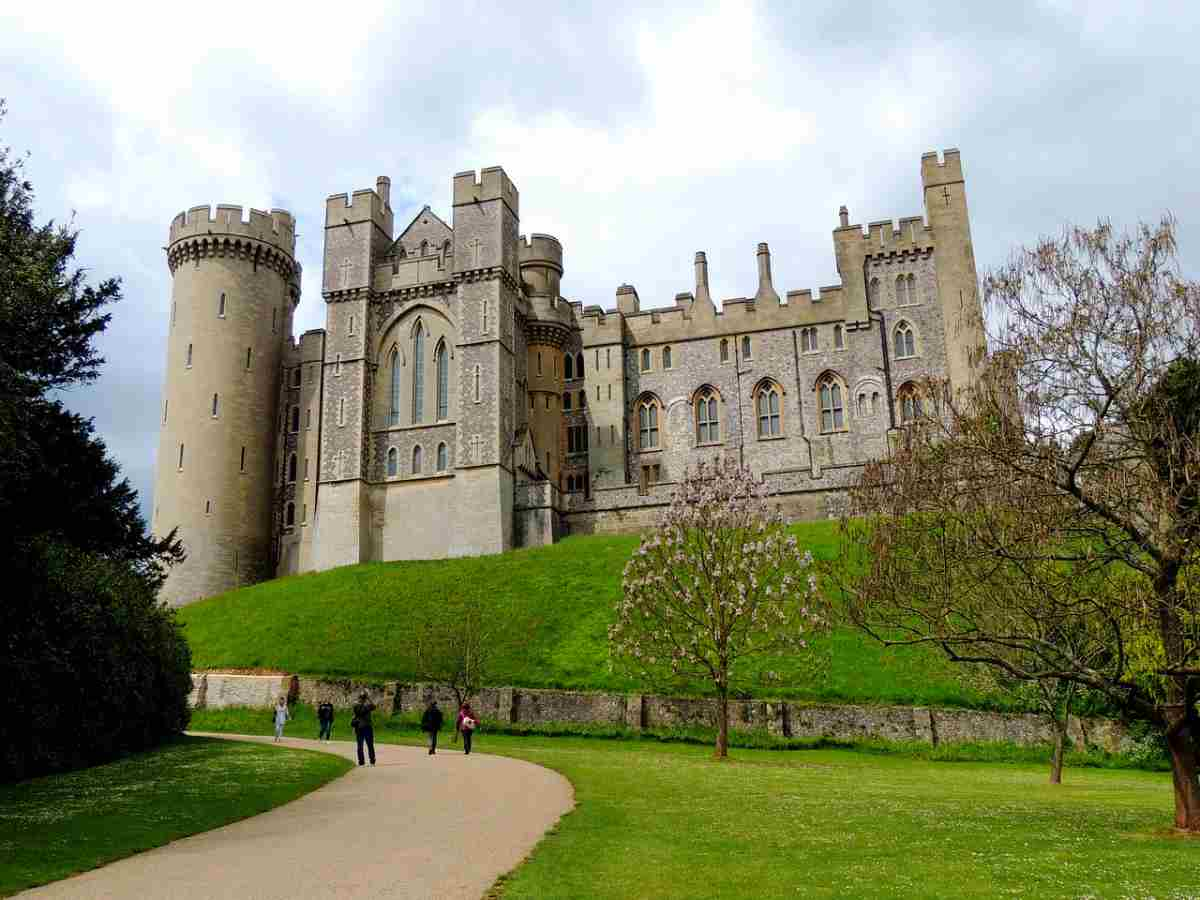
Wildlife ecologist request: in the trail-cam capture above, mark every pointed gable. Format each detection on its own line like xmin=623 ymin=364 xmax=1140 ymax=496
xmin=392 ymin=205 xmax=453 ymax=260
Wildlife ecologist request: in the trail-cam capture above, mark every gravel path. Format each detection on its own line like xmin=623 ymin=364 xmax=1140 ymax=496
xmin=21 ymin=732 xmax=574 ymax=899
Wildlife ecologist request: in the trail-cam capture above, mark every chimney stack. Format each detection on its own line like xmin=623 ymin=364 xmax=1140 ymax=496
xmin=376 ymin=176 xmax=391 ymax=208
xmin=839 ymin=205 xmax=849 ymax=228
xmin=754 ymin=243 xmax=780 ymax=305
xmin=694 ymin=251 xmax=712 ymax=307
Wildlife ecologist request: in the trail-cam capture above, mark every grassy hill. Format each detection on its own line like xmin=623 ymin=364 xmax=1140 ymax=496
xmin=178 ymin=521 xmax=1012 ymax=710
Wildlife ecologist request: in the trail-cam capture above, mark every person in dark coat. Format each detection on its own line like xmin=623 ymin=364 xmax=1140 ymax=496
xmin=317 ymin=701 xmax=334 ymax=741
xmin=421 ymin=700 xmax=444 ymax=755
xmin=456 ymin=703 xmax=478 ymax=755
xmin=351 ymin=692 xmax=376 ymax=766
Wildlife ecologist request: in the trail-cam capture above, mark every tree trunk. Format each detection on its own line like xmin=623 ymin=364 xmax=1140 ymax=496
xmin=715 ymin=686 xmax=729 ymax=759
xmin=1165 ymin=722 xmax=1200 ymax=831
xmin=1049 ymin=717 xmax=1066 ymax=785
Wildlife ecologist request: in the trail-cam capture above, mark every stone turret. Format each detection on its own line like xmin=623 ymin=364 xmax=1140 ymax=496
xmin=155 ymin=204 xmax=301 ymax=606
xmin=520 ymin=233 xmax=572 ymax=486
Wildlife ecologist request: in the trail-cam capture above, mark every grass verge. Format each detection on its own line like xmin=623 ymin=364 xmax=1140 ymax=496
xmin=0 ymin=735 xmax=351 ymax=897
xmin=179 ymin=525 xmax=1017 ymax=710
xmin=191 ymin=707 xmax=1197 ymax=899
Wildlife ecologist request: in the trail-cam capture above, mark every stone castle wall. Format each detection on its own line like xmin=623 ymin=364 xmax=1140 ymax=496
xmin=189 ymin=673 xmax=1131 ymax=752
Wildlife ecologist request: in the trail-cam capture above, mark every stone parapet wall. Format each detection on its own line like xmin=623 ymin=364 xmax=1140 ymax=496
xmin=189 ymin=673 xmax=1130 ymax=752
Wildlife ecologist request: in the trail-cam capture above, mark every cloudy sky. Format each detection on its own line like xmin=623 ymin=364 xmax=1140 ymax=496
xmin=3 ymin=0 xmax=1197 ymax=522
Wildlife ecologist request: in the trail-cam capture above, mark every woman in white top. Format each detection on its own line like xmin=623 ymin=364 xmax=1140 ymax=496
xmin=273 ymin=696 xmax=290 ymax=742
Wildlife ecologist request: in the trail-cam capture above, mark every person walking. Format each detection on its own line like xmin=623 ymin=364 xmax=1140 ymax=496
xmin=317 ymin=701 xmax=334 ymax=741
xmin=273 ymin=696 xmax=289 ymax=743
xmin=351 ymin=692 xmax=376 ymax=766
xmin=421 ymin=699 xmax=444 ymax=755
xmin=457 ymin=702 xmax=478 ymax=755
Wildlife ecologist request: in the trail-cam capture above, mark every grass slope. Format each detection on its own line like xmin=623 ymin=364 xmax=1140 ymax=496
xmin=191 ymin=710 xmax=1198 ymax=899
xmin=180 ymin=523 xmax=1006 ymax=709
xmin=0 ymin=736 xmax=350 ymax=897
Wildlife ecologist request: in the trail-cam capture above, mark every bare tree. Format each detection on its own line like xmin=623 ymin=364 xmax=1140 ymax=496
xmin=827 ymin=217 xmax=1200 ymax=829
xmin=413 ymin=595 xmax=506 ymax=721
xmin=610 ymin=458 xmax=829 ymax=758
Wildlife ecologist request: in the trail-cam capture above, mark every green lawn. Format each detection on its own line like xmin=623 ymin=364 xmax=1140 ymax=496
xmin=180 ymin=524 xmax=1011 ymax=710
xmin=0 ymin=736 xmax=351 ymax=897
xmin=191 ymin=709 xmax=1199 ymax=899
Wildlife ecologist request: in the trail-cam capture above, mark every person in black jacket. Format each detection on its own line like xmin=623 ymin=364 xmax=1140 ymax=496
xmin=351 ymin=693 xmax=376 ymax=766
xmin=421 ymin=700 xmax=444 ymax=755
xmin=317 ymin=701 xmax=334 ymax=741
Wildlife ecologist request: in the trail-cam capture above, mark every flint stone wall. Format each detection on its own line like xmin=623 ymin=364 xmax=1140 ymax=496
xmin=190 ymin=673 xmax=1130 ymax=751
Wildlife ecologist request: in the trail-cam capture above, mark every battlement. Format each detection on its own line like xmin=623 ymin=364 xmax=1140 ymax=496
xmin=921 ymin=148 xmax=963 ymax=187
xmin=169 ymin=205 xmax=296 ymax=255
xmin=453 ymin=166 xmax=519 ymax=209
xmin=324 ymin=187 xmax=391 ymax=230
xmin=833 ymin=213 xmax=934 ymax=257
xmin=518 ymin=233 xmax=563 ymax=272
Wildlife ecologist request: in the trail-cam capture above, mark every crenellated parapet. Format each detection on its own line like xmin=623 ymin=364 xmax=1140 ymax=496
xmin=167 ymin=205 xmax=301 ymax=285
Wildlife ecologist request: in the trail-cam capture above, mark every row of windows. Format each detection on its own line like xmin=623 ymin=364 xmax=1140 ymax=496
xmin=389 ymin=325 xmax=452 ymax=425
xmin=631 ymin=375 xmax=928 ymax=449
xmin=385 ymin=442 xmax=449 ymax=477
xmin=170 ymin=296 xmax=285 ymax=334
xmin=800 ymin=324 xmax=845 ymax=353
xmin=868 ymin=273 xmax=921 ymax=308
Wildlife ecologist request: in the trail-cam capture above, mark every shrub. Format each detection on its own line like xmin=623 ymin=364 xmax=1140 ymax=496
xmin=0 ymin=540 xmax=193 ymax=782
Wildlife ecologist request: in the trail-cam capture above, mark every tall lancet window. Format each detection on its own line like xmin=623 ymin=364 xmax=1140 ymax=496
xmin=412 ymin=324 xmax=425 ymax=423
xmin=436 ymin=340 xmax=449 ymax=420
xmin=389 ymin=348 xmax=401 ymax=425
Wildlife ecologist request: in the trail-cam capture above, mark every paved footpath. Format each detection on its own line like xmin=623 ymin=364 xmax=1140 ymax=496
xmin=21 ymin=733 xmax=574 ymax=900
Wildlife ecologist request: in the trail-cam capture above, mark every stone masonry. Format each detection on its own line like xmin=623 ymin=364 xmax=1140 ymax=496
xmin=153 ymin=150 xmax=987 ymax=604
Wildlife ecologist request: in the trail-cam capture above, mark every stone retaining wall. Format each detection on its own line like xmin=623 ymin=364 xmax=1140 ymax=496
xmin=189 ymin=673 xmax=1131 ymax=752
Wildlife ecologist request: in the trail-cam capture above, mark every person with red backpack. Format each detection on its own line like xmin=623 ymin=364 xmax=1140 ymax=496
xmin=456 ymin=702 xmax=478 ymax=755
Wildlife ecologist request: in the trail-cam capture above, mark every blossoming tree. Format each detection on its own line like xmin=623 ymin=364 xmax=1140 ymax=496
xmin=609 ymin=458 xmax=829 ymax=758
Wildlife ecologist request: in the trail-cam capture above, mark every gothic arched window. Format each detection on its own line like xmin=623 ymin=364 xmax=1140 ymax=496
xmin=898 ymin=382 xmax=923 ymax=424
xmin=637 ymin=397 xmax=660 ymax=449
xmin=563 ymin=392 xmax=572 ymax=411
xmin=412 ymin=444 xmax=423 ymax=475
xmin=389 ymin=347 xmax=401 ymax=425
xmin=741 ymin=335 xmax=752 ymax=359
xmin=869 ymin=277 xmax=880 ymax=308
xmin=695 ymin=388 xmax=719 ymax=443
xmin=640 ymin=348 xmax=651 ymax=372
xmin=436 ymin=340 xmax=449 ymax=420
xmin=412 ymin=324 xmax=425 ymax=422
xmin=578 ymin=390 xmax=586 ymax=408
xmin=564 ymin=353 xmax=574 ymax=380
xmin=575 ymin=353 xmax=584 ymax=377
xmin=817 ymin=374 xmax=846 ymax=433
xmin=387 ymin=447 xmax=398 ymax=477
xmin=663 ymin=346 xmax=673 ymax=370
xmin=720 ymin=339 xmax=729 ymax=362
xmin=895 ymin=321 xmax=916 ymax=359
xmin=755 ymin=381 xmax=783 ymax=437
xmin=834 ymin=324 xmax=844 ymax=349
xmin=906 ymin=273 xmax=918 ymax=304
xmin=436 ymin=442 xmax=448 ymax=472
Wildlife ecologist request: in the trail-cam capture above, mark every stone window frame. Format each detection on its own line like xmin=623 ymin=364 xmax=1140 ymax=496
xmin=435 ymin=339 xmax=450 ymax=421
xmin=564 ymin=353 xmax=574 ymax=381
xmin=287 ymin=452 xmax=298 ymax=483
xmin=896 ymin=273 xmax=920 ymax=307
xmin=291 ymin=367 xmax=301 ymax=388
xmin=815 ymin=370 xmax=849 ymax=434
xmin=853 ymin=377 xmax=885 ymax=420
xmin=290 ymin=405 xmax=300 ymax=433
xmin=692 ymin=384 xmax=722 ymax=446
xmin=894 ymin=320 xmax=918 ymax=359
xmin=386 ymin=446 xmax=398 ymax=477
xmin=741 ymin=335 xmax=752 ymax=360
xmin=634 ymin=392 xmax=663 ymax=451
xmin=411 ymin=320 xmax=426 ymax=424
xmin=412 ymin=444 xmax=424 ymax=475
xmin=575 ymin=352 xmax=584 ymax=378
xmin=563 ymin=391 xmax=572 ymax=411
xmin=800 ymin=326 xmax=819 ymax=354
xmin=897 ymin=381 xmax=924 ymax=425
xmin=436 ymin=441 xmax=448 ymax=472
xmin=640 ymin=348 xmax=652 ymax=372
xmin=868 ymin=277 xmax=881 ymax=309
xmin=753 ymin=378 xmax=785 ymax=439
xmin=833 ymin=324 xmax=845 ymax=350
xmin=578 ymin=390 xmax=587 ymax=409
xmin=285 ymin=501 xmax=295 ymax=527
xmin=662 ymin=345 xmax=673 ymax=370
xmin=567 ymin=423 xmax=589 ymax=455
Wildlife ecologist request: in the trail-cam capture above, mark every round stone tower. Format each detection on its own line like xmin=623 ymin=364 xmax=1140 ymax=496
xmin=153 ymin=204 xmax=301 ymax=606
xmin=519 ymin=234 xmax=572 ymax=489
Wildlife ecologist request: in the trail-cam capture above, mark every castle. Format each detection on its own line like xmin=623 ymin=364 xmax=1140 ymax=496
xmin=152 ymin=150 xmax=986 ymax=606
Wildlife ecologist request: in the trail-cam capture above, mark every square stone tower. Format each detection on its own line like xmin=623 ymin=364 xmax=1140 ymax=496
xmin=450 ymin=167 xmax=522 ymax=554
